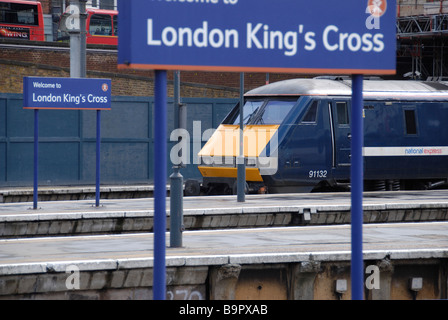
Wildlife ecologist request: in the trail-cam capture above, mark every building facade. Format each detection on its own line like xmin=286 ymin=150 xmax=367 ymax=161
xmin=397 ymin=0 xmax=448 ymax=79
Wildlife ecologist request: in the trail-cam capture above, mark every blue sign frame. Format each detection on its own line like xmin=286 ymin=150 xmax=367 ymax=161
xmin=118 ymin=0 xmax=396 ymax=75
xmin=23 ymin=77 xmax=111 ymax=110
xmin=117 ymin=0 xmax=397 ymax=301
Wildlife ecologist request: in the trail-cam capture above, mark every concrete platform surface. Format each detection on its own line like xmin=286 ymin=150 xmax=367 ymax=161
xmin=2 ymin=189 xmax=448 ymax=218
xmin=1 ymin=190 xmax=448 ymax=238
xmin=0 ymin=221 xmax=447 ymax=275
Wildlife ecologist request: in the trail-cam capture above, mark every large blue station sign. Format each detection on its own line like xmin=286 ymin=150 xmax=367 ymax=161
xmin=118 ymin=0 xmax=396 ymax=75
xmin=23 ymin=77 xmax=112 ymax=110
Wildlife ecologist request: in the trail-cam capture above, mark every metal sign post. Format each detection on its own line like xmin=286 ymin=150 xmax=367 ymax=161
xmin=153 ymin=70 xmax=167 ymax=300
xmin=33 ymin=109 xmax=39 ymax=210
xmin=96 ymin=110 xmax=101 ymax=207
xmin=351 ymin=74 xmax=364 ymax=300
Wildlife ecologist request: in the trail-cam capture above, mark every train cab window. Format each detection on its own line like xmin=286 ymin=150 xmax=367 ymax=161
xmin=336 ymin=102 xmax=349 ymax=125
xmin=261 ymin=100 xmax=295 ymax=124
xmin=232 ymin=99 xmax=295 ymax=125
xmin=404 ymin=109 xmax=418 ymax=135
xmin=89 ymin=14 xmax=112 ymax=35
xmin=232 ymin=100 xmax=264 ymax=125
xmin=301 ymin=100 xmax=318 ymax=124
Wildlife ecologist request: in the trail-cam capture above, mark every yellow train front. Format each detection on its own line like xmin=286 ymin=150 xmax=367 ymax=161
xmin=197 ymin=123 xmax=280 ymax=195
xmin=191 ymin=78 xmax=333 ymax=196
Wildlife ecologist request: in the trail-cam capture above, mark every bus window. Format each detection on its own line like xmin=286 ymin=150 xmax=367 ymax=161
xmin=85 ymin=9 xmax=118 ymax=45
xmin=89 ymin=14 xmax=112 ymax=36
xmin=59 ymin=9 xmax=117 ymax=45
xmin=0 ymin=0 xmax=44 ymax=41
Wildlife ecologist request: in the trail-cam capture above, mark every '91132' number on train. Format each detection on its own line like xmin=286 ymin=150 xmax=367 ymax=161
xmin=309 ymin=170 xmax=327 ymax=178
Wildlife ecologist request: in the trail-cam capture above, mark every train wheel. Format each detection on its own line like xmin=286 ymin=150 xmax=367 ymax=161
xmin=232 ymin=181 xmax=248 ymax=195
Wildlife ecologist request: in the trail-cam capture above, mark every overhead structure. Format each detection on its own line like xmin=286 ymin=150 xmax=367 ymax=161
xmin=397 ymin=1 xmax=448 ymax=80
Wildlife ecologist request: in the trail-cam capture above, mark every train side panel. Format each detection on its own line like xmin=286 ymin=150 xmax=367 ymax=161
xmin=264 ymin=97 xmax=334 ymax=192
xmin=363 ymin=100 xmax=448 ymax=188
xmin=268 ymin=98 xmax=448 ymax=192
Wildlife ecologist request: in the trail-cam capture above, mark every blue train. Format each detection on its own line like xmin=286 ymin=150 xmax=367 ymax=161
xmin=187 ymin=77 xmax=448 ymax=195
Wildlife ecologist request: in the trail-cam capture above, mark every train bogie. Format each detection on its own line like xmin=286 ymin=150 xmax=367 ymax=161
xmin=194 ymin=78 xmax=448 ymax=195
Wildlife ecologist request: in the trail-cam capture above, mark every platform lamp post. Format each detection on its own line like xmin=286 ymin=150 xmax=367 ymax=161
xmin=68 ymin=0 xmax=87 ymax=79
xmin=67 ymin=0 xmax=101 ymax=207
xmin=170 ymin=71 xmax=186 ymax=248
xmin=237 ymin=72 xmax=246 ymax=202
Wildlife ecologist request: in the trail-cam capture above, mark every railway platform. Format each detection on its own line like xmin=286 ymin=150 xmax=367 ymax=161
xmin=0 ymin=190 xmax=447 ymax=300
xmin=0 ymin=189 xmax=448 ymax=238
xmin=0 ymin=220 xmax=447 ymax=300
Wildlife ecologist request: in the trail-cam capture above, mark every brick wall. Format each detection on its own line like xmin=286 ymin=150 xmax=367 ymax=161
xmin=0 ymin=41 xmax=303 ymax=98
xmin=15 ymin=1 xmax=313 ymax=93
xmin=39 ymin=0 xmax=51 ymax=13
xmin=0 ymin=58 xmax=240 ymax=98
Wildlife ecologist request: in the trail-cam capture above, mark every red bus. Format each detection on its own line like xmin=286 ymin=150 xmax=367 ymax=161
xmin=86 ymin=9 xmax=117 ymax=45
xmin=59 ymin=8 xmax=118 ymax=46
xmin=0 ymin=0 xmax=44 ymax=41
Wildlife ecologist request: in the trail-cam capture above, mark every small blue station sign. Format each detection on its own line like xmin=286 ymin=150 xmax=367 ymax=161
xmin=23 ymin=77 xmax=112 ymax=110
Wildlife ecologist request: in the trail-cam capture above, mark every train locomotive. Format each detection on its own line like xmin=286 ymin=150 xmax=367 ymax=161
xmin=186 ymin=78 xmax=448 ymax=195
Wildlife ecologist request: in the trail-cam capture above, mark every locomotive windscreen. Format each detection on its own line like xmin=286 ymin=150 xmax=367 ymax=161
xmin=230 ymin=99 xmax=296 ymax=125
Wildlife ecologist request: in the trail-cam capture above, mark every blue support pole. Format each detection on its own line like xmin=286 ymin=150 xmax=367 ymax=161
xmin=95 ymin=110 xmax=101 ymax=207
xmin=33 ymin=109 xmax=39 ymax=210
xmin=153 ymin=70 xmax=167 ymax=300
xmin=351 ymin=74 xmax=364 ymax=300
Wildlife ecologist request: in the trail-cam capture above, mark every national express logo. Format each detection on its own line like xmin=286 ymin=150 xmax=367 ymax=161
xmin=367 ymin=0 xmax=387 ymax=17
